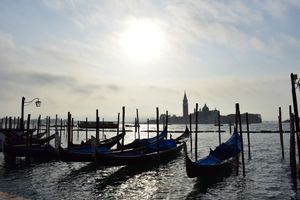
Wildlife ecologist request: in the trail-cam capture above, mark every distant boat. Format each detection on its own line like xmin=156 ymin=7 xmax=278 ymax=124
xmin=125 ymin=124 xmax=140 ymax=128
xmin=78 ymin=121 xmax=118 ymax=129
xmin=184 ymin=129 xmax=241 ymax=179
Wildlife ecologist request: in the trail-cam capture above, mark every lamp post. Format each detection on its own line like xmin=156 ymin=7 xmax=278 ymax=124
xmin=291 ymin=73 xmax=300 ymax=162
xmin=20 ymin=97 xmax=41 ymax=131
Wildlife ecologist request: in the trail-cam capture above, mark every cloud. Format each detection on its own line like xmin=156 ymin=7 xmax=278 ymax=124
xmin=1 ymin=1 xmax=299 ymax=120
xmin=0 ymin=31 xmax=15 ymax=49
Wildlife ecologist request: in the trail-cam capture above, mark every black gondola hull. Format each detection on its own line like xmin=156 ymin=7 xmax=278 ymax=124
xmin=95 ymin=143 xmax=184 ymax=167
xmin=58 ymin=147 xmax=94 ymax=162
xmin=185 ymin=153 xmax=236 ymax=178
xmin=3 ymin=144 xmax=59 ymax=161
xmin=69 ymin=132 xmax=125 ymax=149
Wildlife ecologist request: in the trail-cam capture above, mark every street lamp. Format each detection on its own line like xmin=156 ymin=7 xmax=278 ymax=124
xmin=20 ymin=97 xmax=41 ymax=130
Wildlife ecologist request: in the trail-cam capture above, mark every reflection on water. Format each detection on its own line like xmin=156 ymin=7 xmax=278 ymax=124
xmin=0 ymin=123 xmax=298 ymax=199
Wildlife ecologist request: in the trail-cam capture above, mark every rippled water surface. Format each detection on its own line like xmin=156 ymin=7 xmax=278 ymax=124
xmin=0 ymin=122 xmax=299 ymax=199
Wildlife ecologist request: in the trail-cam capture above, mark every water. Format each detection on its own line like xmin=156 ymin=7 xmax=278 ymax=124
xmin=0 ymin=122 xmax=299 ymax=199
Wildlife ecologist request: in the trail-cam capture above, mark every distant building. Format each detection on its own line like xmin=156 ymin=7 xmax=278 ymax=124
xmin=155 ymin=92 xmax=262 ymax=124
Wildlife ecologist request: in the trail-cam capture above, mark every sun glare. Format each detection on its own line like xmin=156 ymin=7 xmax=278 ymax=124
xmin=120 ymin=19 xmax=165 ymax=62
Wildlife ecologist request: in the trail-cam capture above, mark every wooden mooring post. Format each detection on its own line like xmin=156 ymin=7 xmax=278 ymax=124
xmin=26 ymin=114 xmax=31 ymax=147
xmin=5 ymin=116 xmax=8 ymax=129
xmin=48 ymin=116 xmax=51 ymax=137
xmin=166 ymin=110 xmax=168 ymax=139
xmin=47 ymin=116 xmax=50 ymax=144
xmin=147 ymin=118 xmax=150 ymax=139
xmin=60 ymin=118 xmax=63 ymax=138
xmin=55 ymin=114 xmax=58 ymax=133
xmin=290 ymin=73 xmax=300 ymax=163
xmin=9 ymin=117 xmax=12 ymax=130
xmin=26 ymin=114 xmax=31 ymax=163
xmin=195 ymin=103 xmax=198 ymax=162
xmin=13 ymin=117 xmax=16 ymax=129
xmin=236 ymin=103 xmax=246 ymax=176
xmin=77 ymin=121 xmax=80 ymax=141
xmin=96 ymin=109 xmax=100 ymax=143
xmin=37 ymin=115 xmax=41 ymax=135
xmin=289 ymin=105 xmax=297 ymax=187
xmin=121 ymin=106 xmax=125 ymax=151
xmin=116 ymin=113 xmax=120 ymax=148
xmin=235 ymin=106 xmax=240 ymax=176
xmin=189 ymin=113 xmax=192 ymax=153
xmin=85 ymin=117 xmax=88 ymax=142
xmin=71 ymin=118 xmax=74 ymax=144
xmin=137 ymin=109 xmax=140 ymax=139
xmin=229 ymin=121 xmax=232 ymax=134
xmin=134 ymin=118 xmax=137 ymax=139
xmin=246 ymin=112 xmax=251 ymax=160
xmin=67 ymin=112 xmax=71 ymax=149
xmin=278 ymin=107 xmax=284 ymax=160
xmin=156 ymin=107 xmax=160 ymax=161
xmin=218 ymin=111 xmax=221 ymax=145
xmin=102 ymin=118 xmax=105 ymax=139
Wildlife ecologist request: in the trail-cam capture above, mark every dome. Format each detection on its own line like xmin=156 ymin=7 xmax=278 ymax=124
xmin=202 ymin=104 xmax=209 ymax=112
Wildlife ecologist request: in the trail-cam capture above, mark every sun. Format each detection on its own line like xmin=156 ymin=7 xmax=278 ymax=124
xmin=120 ymin=19 xmax=165 ymax=62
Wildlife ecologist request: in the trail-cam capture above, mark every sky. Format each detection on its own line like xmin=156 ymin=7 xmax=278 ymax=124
xmin=0 ymin=0 xmax=300 ymax=121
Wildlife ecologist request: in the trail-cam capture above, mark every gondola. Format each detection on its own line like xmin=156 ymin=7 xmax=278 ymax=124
xmin=57 ymin=132 xmax=125 ymax=162
xmin=184 ymin=129 xmax=241 ymax=178
xmin=174 ymin=126 xmax=190 ymax=142
xmin=58 ymin=145 xmax=109 ymax=162
xmin=3 ymin=143 xmax=59 ymax=161
xmin=1 ymin=129 xmax=55 ymax=146
xmin=69 ymin=131 xmax=125 ymax=149
xmin=116 ymin=127 xmax=167 ymax=150
xmin=93 ymin=139 xmax=184 ymax=167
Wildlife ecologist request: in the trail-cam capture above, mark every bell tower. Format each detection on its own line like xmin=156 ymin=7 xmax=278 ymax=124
xmin=183 ymin=91 xmax=188 ymax=118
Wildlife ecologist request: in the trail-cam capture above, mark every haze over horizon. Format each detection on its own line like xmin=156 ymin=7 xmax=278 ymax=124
xmin=0 ymin=1 xmax=300 ymax=121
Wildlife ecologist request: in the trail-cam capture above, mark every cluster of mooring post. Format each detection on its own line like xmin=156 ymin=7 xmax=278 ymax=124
xmin=0 ymin=117 xmax=23 ymax=129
